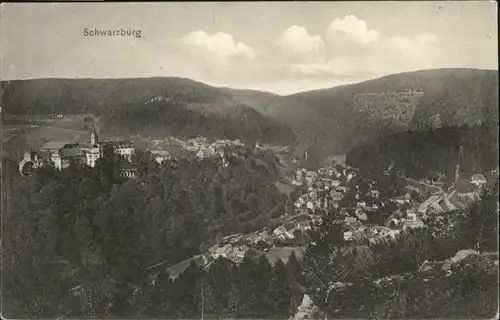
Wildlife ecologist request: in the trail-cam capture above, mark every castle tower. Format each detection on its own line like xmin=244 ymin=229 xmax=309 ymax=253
xmin=91 ymin=127 xmax=98 ymax=145
xmin=51 ymin=151 xmax=62 ymax=170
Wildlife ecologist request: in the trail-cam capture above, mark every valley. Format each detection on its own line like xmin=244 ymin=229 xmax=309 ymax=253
xmin=1 ymin=68 xmax=498 ymax=319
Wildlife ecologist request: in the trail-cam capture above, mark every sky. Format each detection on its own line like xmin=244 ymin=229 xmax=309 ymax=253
xmin=0 ymin=1 xmax=497 ymax=95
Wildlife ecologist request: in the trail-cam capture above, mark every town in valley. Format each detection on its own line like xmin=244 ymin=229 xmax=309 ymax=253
xmin=1 ymin=2 xmax=498 ymax=319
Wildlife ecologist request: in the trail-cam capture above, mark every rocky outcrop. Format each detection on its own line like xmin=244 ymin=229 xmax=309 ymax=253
xmin=326 ymin=250 xmax=499 ymax=318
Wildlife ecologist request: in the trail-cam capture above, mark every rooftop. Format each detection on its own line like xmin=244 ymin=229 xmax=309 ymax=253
xmin=59 ymin=147 xmax=85 ymax=158
xmin=40 ymin=141 xmax=68 ymax=151
xmin=78 ymin=142 xmax=98 ymax=149
xmin=112 ymin=140 xmax=135 ymax=149
xmin=471 ymin=174 xmax=487 ymax=183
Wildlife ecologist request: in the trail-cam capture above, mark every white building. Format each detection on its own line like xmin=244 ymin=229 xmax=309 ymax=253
xmin=19 ymin=127 xmax=136 ymax=177
xmin=471 ymin=174 xmax=487 ymax=187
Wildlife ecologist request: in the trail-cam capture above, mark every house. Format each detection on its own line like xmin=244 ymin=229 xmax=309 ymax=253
xmin=331 ymin=180 xmax=341 ymax=187
xmin=386 ymin=217 xmax=400 ymax=228
xmin=110 ymin=140 xmax=135 ymax=161
xmin=336 ymin=186 xmax=349 ymax=193
xmin=331 ymin=191 xmax=343 ymax=201
xmin=471 ymin=174 xmax=487 ymax=187
xmin=357 ymin=212 xmax=368 ymax=221
xmin=406 ymin=210 xmax=417 ymax=220
xmin=343 ymin=231 xmax=353 ymax=241
xmin=273 ymin=226 xmax=287 ymax=237
xmin=402 ymin=219 xmax=425 ymax=230
xmin=151 ymin=150 xmax=171 ymax=164
xmin=370 ymin=190 xmax=380 ymax=198
xmin=345 ymin=216 xmax=358 ymax=224
xmin=395 ymin=198 xmax=411 ymax=206
xmin=18 ymin=150 xmax=53 ymax=175
xmin=356 ymin=201 xmax=367 ymax=208
xmin=306 ymin=201 xmax=314 ymax=210
xmin=56 ymin=147 xmax=86 ymax=169
xmin=118 ymin=158 xmax=136 ymax=178
xmin=196 ymin=149 xmax=208 ymax=158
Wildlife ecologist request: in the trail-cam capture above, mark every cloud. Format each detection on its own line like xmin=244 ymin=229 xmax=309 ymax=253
xmin=268 ymin=15 xmax=443 ymax=81
xmin=278 ymin=63 xmax=380 ymax=80
xmin=385 ymin=32 xmax=442 ymax=70
xmin=389 ymin=33 xmax=439 ymax=53
xmin=326 ymin=15 xmax=379 ymax=46
xmin=275 ymin=25 xmax=325 ymax=62
xmin=181 ymin=30 xmax=256 ymax=60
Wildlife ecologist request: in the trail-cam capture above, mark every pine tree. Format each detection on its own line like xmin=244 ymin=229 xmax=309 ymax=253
xmin=152 ymin=270 xmax=174 ymax=317
xmin=286 ymin=251 xmax=305 ymax=312
xmin=270 ymin=259 xmax=293 ymax=319
xmin=236 ymin=254 xmax=273 ymax=318
xmin=256 ymin=254 xmax=274 ymax=318
xmin=173 ymin=260 xmax=205 ymax=319
xmin=205 ymin=257 xmax=238 ymax=318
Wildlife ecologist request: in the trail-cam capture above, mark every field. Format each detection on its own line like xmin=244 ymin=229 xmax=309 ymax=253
xmin=1 ymin=115 xmax=98 ymax=161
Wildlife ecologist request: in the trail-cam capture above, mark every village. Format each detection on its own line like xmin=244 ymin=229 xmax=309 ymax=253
xmin=203 ymin=150 xmax=493 ymax=265
xmin=16 ymin=126 xmax=494 ymax=269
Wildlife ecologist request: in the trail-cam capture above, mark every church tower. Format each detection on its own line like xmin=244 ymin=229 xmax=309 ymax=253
xmin=91 ymin=126 xmax=98 ymax=145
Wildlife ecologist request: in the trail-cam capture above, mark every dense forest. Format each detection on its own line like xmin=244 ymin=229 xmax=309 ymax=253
xmin=1 ymin=146 xmax=498 ymax=318
xmin=0 ymin=78 xmax=297 ymax=146
xmin=269 ymin=68 xmax=499 ymax=154
xmin=1 ymin=147 xmax=294 ymax=317
xmin=3 ymin=68 xmax=497 ymax=156
xmin=346 ymin=122 xmax=499 ymax=180
xmin=100 ymin=100 xmax=296 ymax=146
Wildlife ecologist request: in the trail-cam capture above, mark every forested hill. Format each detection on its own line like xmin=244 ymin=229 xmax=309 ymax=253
xmin=1 ymin=145 xmax=297 ymax=318
xmin=0 ymin=77 xmax=296 ymax=145
xmin=345 ymin=122 xmax=499 ymax=180
xmin=264 ymin=68 xmax=499 ymax=156
xmin=2 ymin=69 xmax=497 ymax=154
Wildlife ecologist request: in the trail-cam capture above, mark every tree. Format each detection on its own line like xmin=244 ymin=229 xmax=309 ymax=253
xmin=148 ymin=270 xmax=174 ymax=318
xmin=204 ymin=257 xmax=238 ymax=318
xmin=286 ymin=251 xmax=305 ymax=311
xmin=236 ymin=254 xmax=273 ymax=318
xmin=269 ymin=259 xmax=293 ymax=318
xmin=455 ymin=181 xmax=499 ymax=252
xmin=172 ymin=260 xmax=205 ymax=318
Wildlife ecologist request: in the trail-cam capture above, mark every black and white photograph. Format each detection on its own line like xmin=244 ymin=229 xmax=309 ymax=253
xmin=0 ymin=1 xmax=498 ymax=319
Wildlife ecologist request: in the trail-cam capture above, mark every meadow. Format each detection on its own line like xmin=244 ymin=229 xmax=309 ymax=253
xmin=1 ymin=115 xmax=98 ymax=161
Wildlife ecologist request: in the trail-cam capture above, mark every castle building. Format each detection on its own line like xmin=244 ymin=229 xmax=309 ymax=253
xmin=78 ymin=127 xmax=103 ymax=168
xmin=19 ymin=127 xmax=136 ymax=176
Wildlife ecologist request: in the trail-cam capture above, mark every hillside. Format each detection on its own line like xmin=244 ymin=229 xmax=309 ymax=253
xmin=0 ymin=77 xmax=296 ymax=146
xmin=2 ymin=69 xmax=498 ymax=156
xmin=266 ymin=68 xmax=498 ymax=156
xmin=346 ymin=122 xmax=499 ymax=180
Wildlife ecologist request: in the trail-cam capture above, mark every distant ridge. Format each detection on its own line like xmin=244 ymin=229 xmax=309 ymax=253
xmin=2 ymin=68 xmax=498 ymax=155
